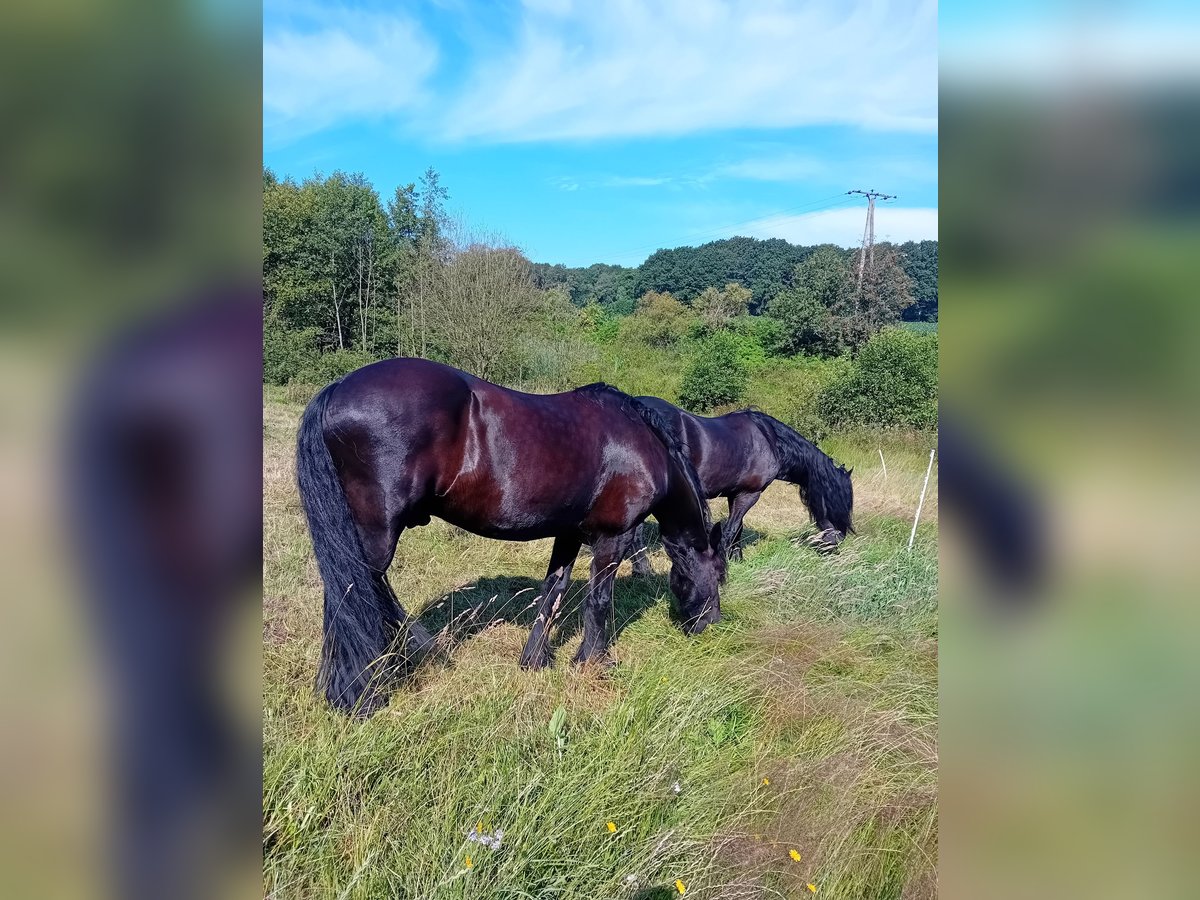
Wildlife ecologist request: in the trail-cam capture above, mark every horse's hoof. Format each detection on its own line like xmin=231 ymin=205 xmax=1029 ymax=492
xmin=518 ymin=647 xmax=551 ymax=670
xmin=570 ymin=647 xmax=613 ymax=670
xmin=807 ymin=529 xmax=842 ymax=553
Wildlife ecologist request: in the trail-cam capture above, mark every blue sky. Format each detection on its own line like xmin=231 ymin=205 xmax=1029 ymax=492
xmin=264 ymin=1 xmax=938 ymax=267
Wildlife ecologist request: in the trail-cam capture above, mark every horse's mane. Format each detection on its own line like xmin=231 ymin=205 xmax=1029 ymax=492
xmin=575 ymin=382 xmax=712 ymax=533
xmin=748 ymin=411 xmax=854 ymax=534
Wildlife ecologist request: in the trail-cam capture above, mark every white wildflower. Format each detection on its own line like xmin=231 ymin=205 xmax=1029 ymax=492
xmin=465 ymin=822 xmax=504 ymax=852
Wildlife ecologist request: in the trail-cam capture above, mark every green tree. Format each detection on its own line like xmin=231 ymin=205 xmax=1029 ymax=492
xmin=766 ymin=245 xmax=850 ymax=355
xmin=678 ymin=332 xmax=749 ymax=412
xmin=424 ymin=234 xmax=539 ymax=382
xmin=694 ymin=281 xmax=751 ymax=332
xmin=624 ymin=291 xmax=693 ymax=347
xmin=818 ymin=328 xmax=938 ymax=428
xmin=634 ymin=236 xmax=811 ymax=310
xmin=836 ymin=244 xmax=914 ymax=349
xmin=263 ymin=170 xmax=325 ymax=334
xmin=898 ymin=240 xmax=938 ymax=321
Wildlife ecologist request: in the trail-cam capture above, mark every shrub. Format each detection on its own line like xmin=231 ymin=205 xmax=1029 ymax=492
xmin=623 ymin=291 xmax=694 ymax=348
xmin=678 ymin=332 xmax=749 ymax=412
xmin=578 ymin=302 xmax=620 ymax=344
xmin=311 ymin=348 xmax=378 ymax=384
xmin=263 ymin=322 xmax=321 ymax=385
xmin=747 ymin=355 xmax=848 ymax=441
xmin=818 ymin=328 xmax=938 ymax=428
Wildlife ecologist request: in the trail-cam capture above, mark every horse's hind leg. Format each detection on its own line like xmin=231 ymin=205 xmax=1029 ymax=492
xmin=519 ymin=535 xmax=582 ymax=670
xmin=353 ymin=500 xmax=435 ymax=667
xmin=573 ymin=530 xmax=636 ymax=667
xmin=626 ymin=523 xmax=653 ymax=577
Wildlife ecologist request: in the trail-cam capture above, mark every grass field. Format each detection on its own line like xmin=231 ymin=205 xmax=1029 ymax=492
xmin=263 ymin=389 xmax=938 ymax=899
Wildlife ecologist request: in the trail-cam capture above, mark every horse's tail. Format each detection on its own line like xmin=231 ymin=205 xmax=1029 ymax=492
xmin=296 ymin=380 xmax=431 ymax=715
xmin=755 ymin=413 xmax=855 ymax=536
xmin=628 ymin=397 xmax=713 ymax=537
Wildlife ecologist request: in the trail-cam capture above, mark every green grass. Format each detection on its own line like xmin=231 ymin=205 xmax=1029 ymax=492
xmin=264 ymin=393 xmax=937 ymax=899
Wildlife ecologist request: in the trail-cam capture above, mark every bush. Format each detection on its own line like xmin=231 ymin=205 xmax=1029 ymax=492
xmin=818 ymin=328 xmax=938 ymax=428
xmin=578 ymin=302 xmax=620 ymax=344
xmin=747 ymin=355 xmax=847 ymax=441
xmin=678 ymin=332 xmax=749 ymax=412
xmin=623 ymin=291 xmax=694 ymax=347
xmin=263 ymin=322 xmax=321 ymax=385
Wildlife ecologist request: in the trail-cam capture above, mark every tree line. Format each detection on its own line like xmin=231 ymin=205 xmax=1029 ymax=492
xmin=263 ymin=166 xmax=937 ymax=430
xmin=530 ymin=236 xmax=937 ymax=321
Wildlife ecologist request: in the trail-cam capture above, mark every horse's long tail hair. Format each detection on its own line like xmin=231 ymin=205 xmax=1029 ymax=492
xmin=753 ymin=412 xmax=854 ymax=536
xmin=296 ymin=381 xmax=432 ymax=715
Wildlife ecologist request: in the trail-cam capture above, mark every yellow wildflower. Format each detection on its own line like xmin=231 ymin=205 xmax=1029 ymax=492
xmin=675 ymin=879 xmax=687 ymax=894
xmin=789 ymin=849 xmax=802 ymax=862
xmin=465 ymin=855 xmax=473 ymax=869
xmin=606 ymin=821 xmax=617 ymax=833
xmin=807 ymin=884 xmax=817 ymax=893
xmin=762 ymin=777 xmax=770 ymax=786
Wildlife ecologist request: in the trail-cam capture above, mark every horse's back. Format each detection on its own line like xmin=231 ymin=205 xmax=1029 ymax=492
xmin=634 ymin=400 xmax=776 ymax=498
xmin=326 ymin=360 xmax=667 ymax=540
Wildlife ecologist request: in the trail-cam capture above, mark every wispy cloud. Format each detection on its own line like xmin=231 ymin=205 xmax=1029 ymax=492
xmin=264 ymin=1 xmax=936 ymax=147
xmin=737 ymin=206 xmax=938 ymax=246
xmin=550 ymin=173 xmax=678 ymax=191
xmin=602 ymin=175 xmax=674 ymax=187
xmin=263 ymin=8 xmax=437 ymax=147
xmin=711 ymin=154 xmax=830 ymax=182
xmin=708 ymin=151 xmax=937 ymax=185
xmin=441 ymin=0 xmax=937 ymax=142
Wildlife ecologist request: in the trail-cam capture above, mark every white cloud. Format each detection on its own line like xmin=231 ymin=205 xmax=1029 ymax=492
xmin=711 ymin=153 xmax=829 ymax=181
xmin=738 ymin=206 xmax=937 ymax=246
xmin=602 ymin=175 xmax=673 ymax=187
xmin=441 ymin=0 xmax=937 ymax=142
xmin=710 ymin=152 xmax=937 ymax=185
xmin=549 ymin=173 xmax=676 ymax=190
xmin=264 ymin=9 xmax=437 ymax=146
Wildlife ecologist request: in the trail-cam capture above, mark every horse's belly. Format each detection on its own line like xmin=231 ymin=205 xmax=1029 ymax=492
xmin=431 ymin=490 xmax=588 ymax=542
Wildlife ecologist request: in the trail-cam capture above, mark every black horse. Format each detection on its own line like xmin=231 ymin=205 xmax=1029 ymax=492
xmin=296 ymin=358 xmax=725 ymax=715
xmin=626 ymin=398 xmax=853 ymax=573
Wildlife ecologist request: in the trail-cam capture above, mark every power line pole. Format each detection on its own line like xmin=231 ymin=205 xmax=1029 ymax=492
xmin=847 ymin=189 xmax=896 ymax=290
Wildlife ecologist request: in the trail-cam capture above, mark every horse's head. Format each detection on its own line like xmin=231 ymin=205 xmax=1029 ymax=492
xmin=666 ymin=521 xmax=725 ymax=635
xmin=807 ymin=463 xmax=854 ymax=550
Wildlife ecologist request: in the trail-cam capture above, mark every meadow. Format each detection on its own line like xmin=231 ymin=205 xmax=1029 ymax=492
xmin=263 ymin=386 xmax=938 ymax=900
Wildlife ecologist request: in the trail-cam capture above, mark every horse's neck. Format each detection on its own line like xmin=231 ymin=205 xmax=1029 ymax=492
xmin=656 ymin=463 xmax=708 ymax=548
xmin=773 ymin=428 xmax=815 ymax=485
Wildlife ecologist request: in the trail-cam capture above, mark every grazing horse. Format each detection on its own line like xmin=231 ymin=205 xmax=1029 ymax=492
xmin=296 ymin=358 xmax=725 ymax=715
xmin=627 ymin=398 xmax=853 ymax=573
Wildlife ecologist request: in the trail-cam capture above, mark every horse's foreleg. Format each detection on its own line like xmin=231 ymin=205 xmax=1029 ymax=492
xmin=518 ymin=535 xmax=581 ymax=670
xmin=572 ymin=531 xmax=635 ymax=667
xmin=723 ymin=490 xmax=763 ymax=563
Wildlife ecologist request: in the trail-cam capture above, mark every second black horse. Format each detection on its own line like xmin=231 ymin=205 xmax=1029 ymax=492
xmin=626 ymin=398 xmax=854 ymax=575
